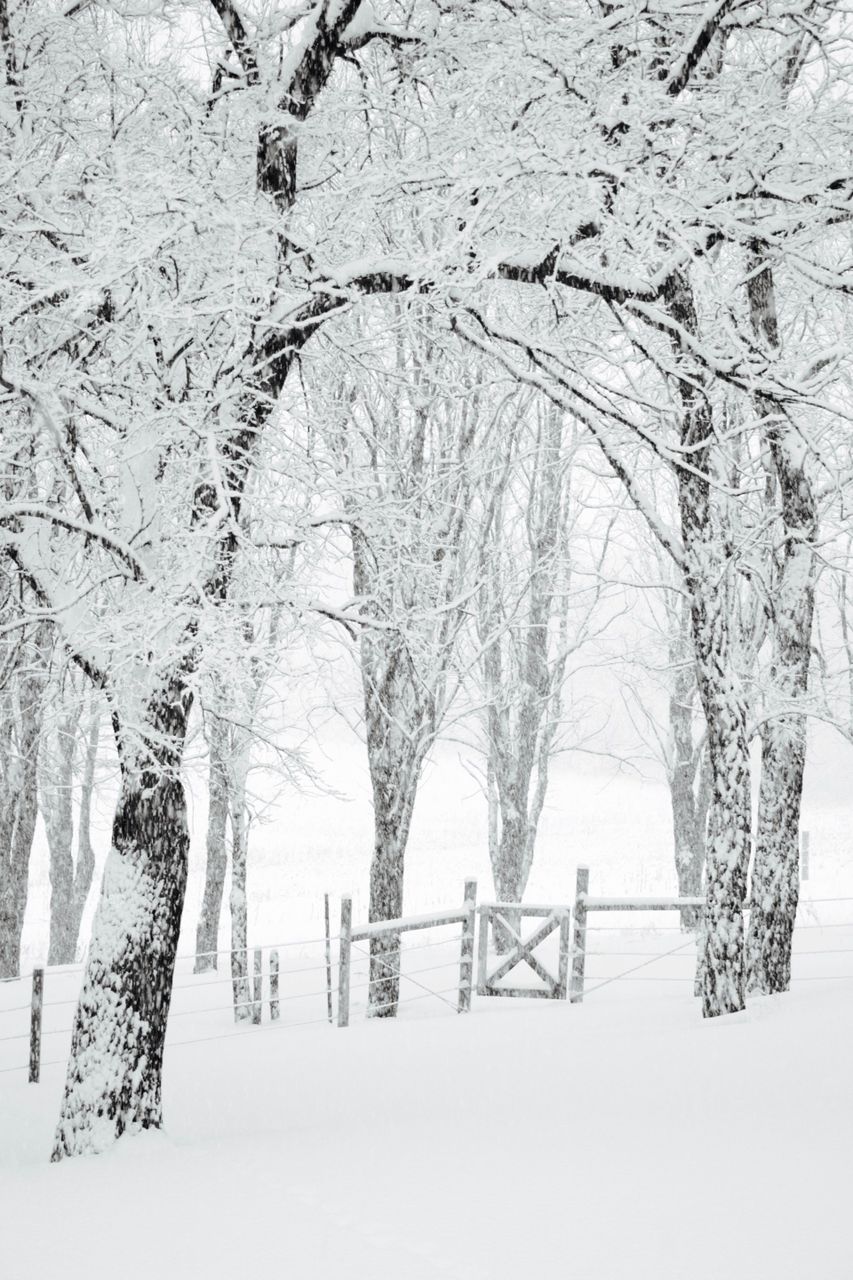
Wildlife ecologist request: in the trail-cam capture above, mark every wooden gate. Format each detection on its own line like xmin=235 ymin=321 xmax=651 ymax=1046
xmin=476 ymin=904 xmax=571 ymax=999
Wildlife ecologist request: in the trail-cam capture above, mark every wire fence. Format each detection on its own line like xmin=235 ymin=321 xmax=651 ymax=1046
xmin=3 ymin=893 xmax=853 ymax=1079
xmin=0 ymin=921 xmax=470 ymax=1080
xmin=578 ymin=903 xmax=853 ymax=1000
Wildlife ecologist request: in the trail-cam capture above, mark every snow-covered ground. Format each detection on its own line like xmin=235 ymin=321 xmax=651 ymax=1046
xmin=3 ymin=735 xmax=853 ymax=1278
xmin=2 ymin=974 xmax=852 ymax=1279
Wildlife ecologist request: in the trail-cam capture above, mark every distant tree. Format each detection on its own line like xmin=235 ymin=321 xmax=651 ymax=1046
xmin=0 ymin=606 xmax=51 ymax=978
xmin=472 ymin=399 xmax=614 ymax=945
xmin=311 ymin=322 xmax=504 ymax=1015
xmin=39 ymin=670 xmax=101 ymax=967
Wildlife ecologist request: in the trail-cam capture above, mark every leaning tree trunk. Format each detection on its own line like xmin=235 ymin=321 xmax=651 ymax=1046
xmin=52 ymin=682 xmax=191 ymax=1161
xmin=194 ymin=711 xmax=230 ymax=974
xmin=0 ymin=625 xmax=49 ymax=978
xmin=44 ymin=694 xmax=100 ymax=966
xmin=667 ymin=270 xmax=752 ymax=1017
xmin=745 ymin=249 xmax=816 ymax=994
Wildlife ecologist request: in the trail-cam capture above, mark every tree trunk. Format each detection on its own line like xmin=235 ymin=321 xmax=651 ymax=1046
xmin=0 ymin=625 xmax=49 ymax=978
xmin=667 ymin=270 xmax=752 ymax=1017
xmin=749 ymin=717 xmax=806 ymax=992
xmin=367 ymin=770 xmax=418 ymax=1018
xmin=690 ymin=585 xmax=752 ymax=1017
xmin=745 ymin=249 xmax=816 ymax=994
xmin=229 ymin=764 xmax=254 ymax=1024
xmin=667 ymin=616 xmax=708 ymax=930
xmin=491 ymin=803 xmax=531 ymax=953
xmin=52 ymin=685 xmax=190 ymax=1161
xmin=194 ymin=712 xmax=230 ymax=974
xmin=43 ymin=691 xmax=100 ymax=966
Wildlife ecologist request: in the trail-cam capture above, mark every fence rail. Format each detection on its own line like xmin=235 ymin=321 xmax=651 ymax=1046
xmin=4 ymin=877 xmax=853 ymax=1081
xmin=337 ymin=880 xmax=478 ymax=1027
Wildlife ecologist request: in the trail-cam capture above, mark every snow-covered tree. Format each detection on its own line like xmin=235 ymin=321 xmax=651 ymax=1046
xmin=471 ymin=398 xmax=614 ymax=941
xmin=0 ymin=605 xmax=50 ymax=977
xmin=306 ymin=318 xmax=506 ymax=1015
xmin=38 ymin=668 xmax=101 ymax=967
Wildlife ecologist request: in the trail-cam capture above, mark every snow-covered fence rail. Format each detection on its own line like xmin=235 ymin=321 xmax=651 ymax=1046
xmin=571 ymin=864 xmax=706 ymax=1003
xmin=570 ymin=867 xmax=853 ymax=1001
xmin=337 ymin=880 xmax=478 ymax=1027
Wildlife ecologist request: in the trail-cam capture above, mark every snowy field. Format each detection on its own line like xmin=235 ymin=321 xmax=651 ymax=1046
xmin=3 ymin=733 xmax=853 ymax=1279
xmin=2 ymin=976 xmax=852 ymax=1280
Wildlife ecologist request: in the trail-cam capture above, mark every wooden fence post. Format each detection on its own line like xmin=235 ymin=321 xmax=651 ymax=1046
xmin=801 ymin=829 xmax=810 ymax=881
xmin=324 ymin=892 xmax=334 ymax=1024
xmin=556 ymin=908 xmax=571 ymax=1000
xmin=338 ymin=896 xmax=352 ymax=1028
xmin=269 ymin=950 xmax=280 ymax=1021
xmin=570 ymin=866 xmax=589 ymax=1004
xmin=476 ymin=903 xmax=489 ymax=996
xmin=457 ymin=879 xmax=477 ymax=1013
xmin=252 ymin=948 xmax=262 ymax=1024
xmin=29 ymin=968 xmax=43 ymax=1083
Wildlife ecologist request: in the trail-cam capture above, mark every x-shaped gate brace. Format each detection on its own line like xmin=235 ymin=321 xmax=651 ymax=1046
xmin=476 ymin=904 xmax=571 ymax=1000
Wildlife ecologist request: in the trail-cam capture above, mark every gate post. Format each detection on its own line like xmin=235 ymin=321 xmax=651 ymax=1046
xmin=252 ymin=948 xmax=262 ymax=1024
xmin=270 ymin=950 xmax=280 ymax=1020
xmin=457 ymin=879 xmax=477 ymax=1013
xmin=570 ymin=866 xmax=589 ymax=1004
xmin=556 ymin=908 xmax=571 ymax=999
xmin=29 ymin=967 xmax=43 ymax=1084
xmin=338 ymin=896 xmax=352 ymax=1028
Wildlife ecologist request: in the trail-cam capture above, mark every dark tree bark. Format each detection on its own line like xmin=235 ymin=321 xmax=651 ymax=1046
xmin=666 ymin=270 xmax=753 ymax=1017
xmin=745 ymin=249 xmax=817 ymax=994
xmin=52 ymin=680 xmax=191 ymax=1159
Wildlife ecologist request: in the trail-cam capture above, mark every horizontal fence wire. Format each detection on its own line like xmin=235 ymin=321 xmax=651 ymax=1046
xmin=791 ymin=974 xmax=853 ymax=981
xmin=175 ymin=936 xmax=340 ymax=963
xmin=791 ymin=947 xmax=853 ymax=955
xmin=351 ymin=943 xmax=458 ymax=1011
xmin=170 ymin=988 xmax=334 ymax=1017
xmin=346 ymin=937 xmax=460 ymax=962
xmin=347 ymin=964 xmax=459 ymax=994
xmin=365 ymin=987 xmax=461 ymax=1016
xmin=172 ymin=962 xmax=331 ymax=992
xmin=792 ymin=921 xmax=853 ymax=930
xmin=3 ymin=899 xmax=853 ymax=1078
xmin=583 ymin=938 xmax=698 ymax=998
xmin=795 ymin=897 xmax=853 ymax=904
xmin=586 ymin=974 xmax=853 ymax=983
xmin=585 ymin=976 xmax=690 ymax=982
xmin=165 ymin=1015 xmax=334 ymax=1050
